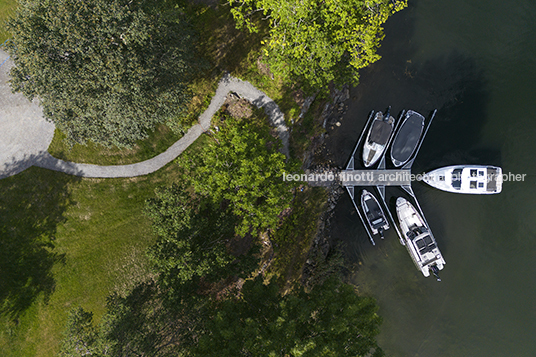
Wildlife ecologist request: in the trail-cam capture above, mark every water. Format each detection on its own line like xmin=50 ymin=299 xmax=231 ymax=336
xmin=326 ymin=1 xmax=536 ymax=356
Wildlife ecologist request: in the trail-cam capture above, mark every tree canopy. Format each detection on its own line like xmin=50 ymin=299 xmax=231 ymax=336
xmin=145 ymin=183 xmax=259 ymax=290
xmin=178 ymin=112 xmax=297 ymax=236
xmin=5 ymin=0 xmax=199 ymax=147
xmin=60 ymin=277 xmax=384 ymax=357
xmin=194 ymin=276 xmax=384 ymax=357
xmin=229 ymin=0 xmax=407 ymax=89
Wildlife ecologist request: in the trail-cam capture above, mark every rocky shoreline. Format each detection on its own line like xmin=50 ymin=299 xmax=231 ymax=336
xmin=299 ymin=85 xmax=352 ymax=286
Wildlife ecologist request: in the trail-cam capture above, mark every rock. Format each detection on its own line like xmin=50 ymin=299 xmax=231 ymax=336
xmin=335 ymin=122 xmax=341 ymax=127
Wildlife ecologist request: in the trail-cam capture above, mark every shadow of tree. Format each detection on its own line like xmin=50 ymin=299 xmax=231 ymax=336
xmin=0 ymin=154 xmax=81 ymax=318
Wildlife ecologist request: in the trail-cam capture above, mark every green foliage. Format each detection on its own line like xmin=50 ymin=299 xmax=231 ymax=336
xmin=194 ymin=276 xmax=384 ymax=357
xmin=267 ymin=186 xmax=327 ymax=288
xmin=145 ymin=182 xmax=259 ymax=290
xmin=179 ymin=112 xmax=297 ymax=236
xmin=5 ymin=0 xmax=201 ymax=147
xmin=59 ymin=282 xmax=199 ymax=357
xmin=229 ymin=0 xmax=407 ymax=89
xmin=59 ymin=307 xmax=102 ymax=357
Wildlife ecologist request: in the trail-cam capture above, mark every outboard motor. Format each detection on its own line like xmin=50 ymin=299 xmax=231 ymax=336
xmin=430 ymin=264 xmax=441 ymax=282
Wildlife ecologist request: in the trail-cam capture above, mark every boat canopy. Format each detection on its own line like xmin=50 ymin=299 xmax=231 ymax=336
xmin=391 ymin=112 xmax=424 ymax=165
xmin=369 ymin=120 xmax=392 ymax=144
xmin=364 ymin=197 xmax=384 ymax=226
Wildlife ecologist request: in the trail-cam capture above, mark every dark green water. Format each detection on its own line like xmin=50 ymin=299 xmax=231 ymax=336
xmin=327 ymin=1 xmax=536 ymax=356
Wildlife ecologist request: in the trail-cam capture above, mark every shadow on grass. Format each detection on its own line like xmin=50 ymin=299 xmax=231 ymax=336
xmin=0 ymin=156 xmax=81 ymax=319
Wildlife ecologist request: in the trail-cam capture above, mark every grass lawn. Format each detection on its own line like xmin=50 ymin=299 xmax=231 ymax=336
xmin=0 ymin=0 xmax=15 ymax=43
xmin=0 ymin=157 xmax=189 ymax=356
xmin=0 ymin=1 xmax=328 ymax=355
xmin=48 ymin=124 xmax=184 ymax=165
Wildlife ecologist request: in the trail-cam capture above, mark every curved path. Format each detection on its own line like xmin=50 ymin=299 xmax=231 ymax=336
xmin=0 ymin=48 xmax=289 ymax=179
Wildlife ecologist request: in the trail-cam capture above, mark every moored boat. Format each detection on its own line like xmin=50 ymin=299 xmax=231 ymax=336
xmin=390 ymin=110 xmax=425 ymax=167
xmin=396 ymin=197 xmax=445 ymax=278
xmin=423 ymin=165 xmax=503 ymax=194
xmin=361 ymin=190 xmax=389 ymax=239
xmin=362 ymin=108 xmax=395 ymax=167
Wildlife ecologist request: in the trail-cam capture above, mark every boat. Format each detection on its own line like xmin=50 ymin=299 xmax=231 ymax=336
xmin=423 ymin=165 xmax=503 ymax=194
xmin=361 ymin=190 xmax=389 ymax=239
xmin=396 ymin=197 xmax=445 ymax=278
xmin=362 ymin=108 xmax=395 ymax=167
xmin=390 ymin=110 xmax=425 ymax=167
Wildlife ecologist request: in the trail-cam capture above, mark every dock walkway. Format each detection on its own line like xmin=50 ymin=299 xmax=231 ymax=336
xmin=340 ymin=169 xmax=412 ymax=186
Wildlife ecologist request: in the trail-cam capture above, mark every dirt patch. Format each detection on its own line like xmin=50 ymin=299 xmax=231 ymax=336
xmin=292 ymin=88 xmax=306 ymax=108
xmin=223 ymin=93 xmax=253 ymax=118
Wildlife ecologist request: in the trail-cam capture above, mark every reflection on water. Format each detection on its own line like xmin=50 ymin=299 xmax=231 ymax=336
xmin=326 ymin=1 xmax=536 ymax=356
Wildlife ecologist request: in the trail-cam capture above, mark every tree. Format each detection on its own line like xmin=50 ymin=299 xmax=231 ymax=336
xmin=5 ymin=0 xmax=199 ymax=147
xmin=193 ymin=276 xmax=384 ymax=357
xmin=229 ymin=0 xmax=407 ymax=89
xmin=145 ymin=183 xmax=259 ymax=290
xmin=59 ymin=307 xmax=103 ymax=357
xmin=59 ymin=282 xmax=200 ymax=357
xmin=178 ymin=113 xmax=297 ymax=236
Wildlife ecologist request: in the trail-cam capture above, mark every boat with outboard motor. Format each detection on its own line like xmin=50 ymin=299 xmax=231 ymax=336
xmin=362 ymin=108 xmax=395 ymax=167
xmin=361 ymin=189 xmax=389 ymax=239
xmin=396 ymin=197 xmax=445 ymax=278
xmin=390 ymin=110 xmax=425 ymax=167
xmin=423 ymin=165 xmax=503 ymax=194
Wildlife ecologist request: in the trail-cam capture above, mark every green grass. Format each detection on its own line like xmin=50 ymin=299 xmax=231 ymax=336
xmin=48 ymin=124 xmax=184 ymax=165
xmin=0 ymin=0 xmax=16 ymax=43
xmin=0 ymin=160 xmax=186 ymax=356
xmin=0 ymin=2 xmax=329 ymax=355
xmin=267 ymin=186 xmax=327 ymax=291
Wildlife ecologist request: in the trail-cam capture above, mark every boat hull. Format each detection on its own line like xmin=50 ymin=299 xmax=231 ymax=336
xmin=361 ymin=190 xmax=389 ymax=236
xmin=423 ymin=165 xmax=503 ymax=194
xmin=390 ymin=110 xmax=425 ymax=167
xmin=396 ymin=197 xmax=445 ymax=277
xmin=362 ymin=112 xmax=394 ymax=167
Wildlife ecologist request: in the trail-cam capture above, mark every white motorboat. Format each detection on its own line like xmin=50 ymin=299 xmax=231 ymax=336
xmin=362 ymin=109 xmax=395 ymax=167
xmin=390 ymin=110 xmax=425 ymax=167
xmin=361 ymin=190 xmax=389 ymax=239
xmin=396 ymin=197 xmax=445 ymax=278
xmin=423 ymin=165 xmax=503 ymax=194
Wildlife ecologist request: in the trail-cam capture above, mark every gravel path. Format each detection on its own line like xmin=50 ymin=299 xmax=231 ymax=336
xmin=0 ymin=50 xmax=55 ymax=179
xmin=0 ymin=51 xmax=289 ymax=179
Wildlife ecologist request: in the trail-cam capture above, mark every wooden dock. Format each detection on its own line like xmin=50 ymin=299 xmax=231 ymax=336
xmin=340 ymin=169 xmax=412 ymax=186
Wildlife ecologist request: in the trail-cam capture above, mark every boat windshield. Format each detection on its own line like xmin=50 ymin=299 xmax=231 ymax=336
xmin=451 ymin=169 xmax=462 ymax=189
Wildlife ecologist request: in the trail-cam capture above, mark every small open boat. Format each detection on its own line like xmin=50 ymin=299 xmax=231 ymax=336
xmin=390 ymin=110 xmax=425 ymax=167
xmin=362 ymin=108 xmax=395 ymax=167
xmin=361 ymin=190 xmax=389 ymax=239
xmin=396 ymin=197 xmax=445 ymax=278
xmin=423 ymin=165 xmax=503 ymax=194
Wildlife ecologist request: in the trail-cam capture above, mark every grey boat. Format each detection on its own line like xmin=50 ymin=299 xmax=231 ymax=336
xmin=362 ymin=108 xmax=395 ymax=167
xmin=361 ymin=189 xmax=389 ymax=239
xmin=390 ymin=110 xmax=425 ymax=167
